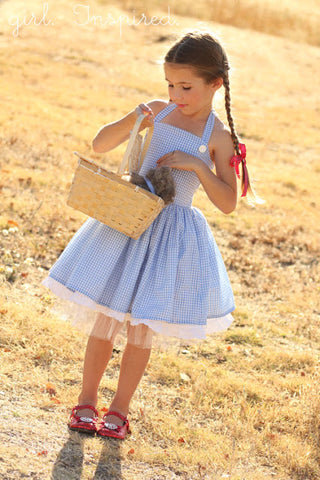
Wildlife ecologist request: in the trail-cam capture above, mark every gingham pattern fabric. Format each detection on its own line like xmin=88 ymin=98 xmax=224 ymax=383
xmin=42 ymin=103 xmax=235 ymax=339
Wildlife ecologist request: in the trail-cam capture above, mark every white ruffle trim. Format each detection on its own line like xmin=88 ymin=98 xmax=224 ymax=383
xmin=42 ymin=276 xmax=234 ymax=340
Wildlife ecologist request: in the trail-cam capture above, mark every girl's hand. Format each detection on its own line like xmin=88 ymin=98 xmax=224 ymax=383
xmin=135 ymin=103 xmax=154 ymax=126
xmin=156 ymin=150 xmax=202 ymax=173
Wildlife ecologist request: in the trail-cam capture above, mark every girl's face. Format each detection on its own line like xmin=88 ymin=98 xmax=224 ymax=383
xmin=164 ymin=63 xmax=222 ymax=116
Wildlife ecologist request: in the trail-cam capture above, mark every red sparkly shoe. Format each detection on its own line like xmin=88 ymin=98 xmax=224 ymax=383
xmin=68 ymin=404 xmax=99 ymax=435
xmin=97 ymin=411 xmax=131 ymax=439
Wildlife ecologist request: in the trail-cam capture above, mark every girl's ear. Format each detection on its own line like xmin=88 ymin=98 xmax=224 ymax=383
xmin=212 ymin=77 xmax=223 ymax=90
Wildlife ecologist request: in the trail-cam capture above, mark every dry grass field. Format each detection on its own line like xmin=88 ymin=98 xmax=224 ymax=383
xmin=0 ymin=0 xmax=320 ymax=479
xmin=117 ymin=0 xmax=320 ymax=46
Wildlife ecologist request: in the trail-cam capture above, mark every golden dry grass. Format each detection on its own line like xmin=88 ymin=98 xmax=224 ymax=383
xmin=116 ymin=0 xmax=320 ymax=46
xmin=0 ymin=0 xmax=320 ymax=479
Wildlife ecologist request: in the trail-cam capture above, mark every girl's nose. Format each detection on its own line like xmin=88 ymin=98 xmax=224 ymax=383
xmin=170 ymin=87 xmax=186 ymax=105
xmin=172 ymin=93 xmax=183 ymax=102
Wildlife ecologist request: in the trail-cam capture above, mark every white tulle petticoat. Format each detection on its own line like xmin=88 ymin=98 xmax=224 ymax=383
xmin=43 ymin=276 xmax=234 ymax=349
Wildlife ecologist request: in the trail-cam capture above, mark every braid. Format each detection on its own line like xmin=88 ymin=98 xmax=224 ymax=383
xmin=224 ymin=72 xmax=254 ymax=199
xmin=223 ymin=73 xmax=240 ymax=156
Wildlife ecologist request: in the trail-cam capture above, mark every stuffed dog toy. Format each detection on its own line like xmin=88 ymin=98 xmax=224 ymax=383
xmin=123 ymin=167 xmax=176 ymax=205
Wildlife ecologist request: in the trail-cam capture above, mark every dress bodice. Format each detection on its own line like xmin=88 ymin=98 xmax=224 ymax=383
xmin=139 ymin=103 xmax=215 ymax=207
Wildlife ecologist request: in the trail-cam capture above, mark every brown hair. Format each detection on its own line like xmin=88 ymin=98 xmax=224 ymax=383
xmin=165 ymin=31 xmax=260 ymax=203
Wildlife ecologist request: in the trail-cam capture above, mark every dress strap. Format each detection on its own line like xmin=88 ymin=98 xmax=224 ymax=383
xmin=155 ymin=103 xmax=215 ymax=145
xmin=201 ymin=111 xmax=215 ymax=144
xmin=154 ymin=102 xmax=177 ymax=122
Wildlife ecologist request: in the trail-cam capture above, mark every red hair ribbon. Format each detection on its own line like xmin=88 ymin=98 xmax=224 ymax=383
xmin=230 ymin=143 xmax=249 ymax=197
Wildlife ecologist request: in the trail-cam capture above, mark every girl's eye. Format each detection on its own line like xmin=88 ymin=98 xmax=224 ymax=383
xmin=168 ymin=85 xmax=191 ymax=91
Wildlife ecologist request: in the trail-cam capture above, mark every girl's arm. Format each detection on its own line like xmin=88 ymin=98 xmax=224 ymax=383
xmin=92 ymin=110 xmax=139 ymax=153
xmin=156 ymin=126 xmax=237 ymax=214
xmin=196 ymin=128 xmax=237 ymax=214
xmin=92 ymin=100 xmax=167 ymax=153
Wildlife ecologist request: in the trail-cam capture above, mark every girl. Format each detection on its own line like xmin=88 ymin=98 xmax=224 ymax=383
xmin=42 ymin=31 xmax=254 ymax=439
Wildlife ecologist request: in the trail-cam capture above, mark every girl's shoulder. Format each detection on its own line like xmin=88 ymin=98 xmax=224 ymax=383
xmin=210 ymin=114 xmax=234 ymax=149
xmin=146 ymin=99 xmax=170 ymax=117
xmin=209 ymin=114 xmax=234 ymax=162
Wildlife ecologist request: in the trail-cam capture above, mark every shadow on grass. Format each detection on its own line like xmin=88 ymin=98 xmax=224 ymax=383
xmin=51 ymin=432 xmax=85 ymax=480
xmin=94 ymin=438 xmax=122 ymax=479
xmin=51 ymin=431 xmax=122 ymax=480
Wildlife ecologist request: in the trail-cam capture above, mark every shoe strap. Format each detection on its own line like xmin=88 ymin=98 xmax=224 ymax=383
xmin=72 ymin=404 xmax=99 ymax=418
xmin=104 ymin=410 xmax=129 ymax=425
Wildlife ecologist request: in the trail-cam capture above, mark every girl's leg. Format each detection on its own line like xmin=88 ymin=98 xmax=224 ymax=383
xmin=106 ymin=344 xmax=151 ymax=425
xmin=76 ymin=336 xmax=114 ymax=417
xmin=106 ymin=323 xmax=153 ymax=426
xmin=76 ymin=314 xmax=123 ymax=417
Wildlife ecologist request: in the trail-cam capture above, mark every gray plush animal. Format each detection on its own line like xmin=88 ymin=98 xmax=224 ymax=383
xmin=124 ymin=167 xmax=176 ymax=205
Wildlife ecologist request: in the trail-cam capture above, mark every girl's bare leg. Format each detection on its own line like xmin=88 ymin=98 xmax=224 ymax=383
xmin=76 ymin=335 xmax=114 ymax=417
xmin=105 ymin=322 xmax=153 ymax=425
xmin=106 ymin=342 xmax=152 ymax=425
xmin=76 ymin=314 xmax=123 ymax=417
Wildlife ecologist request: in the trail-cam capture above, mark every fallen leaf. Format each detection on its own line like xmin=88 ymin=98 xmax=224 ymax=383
xmin=127 ymin=448 xmax=135 ymax=454
xmin=50 ymin=397 xmax=61 ymax=404
xmin=37 ymin=450 xmax=48 ymax=456
xmin=301 ymin=371 xmax=306 ymax=377
xmin=46 ymin=382 xmax=56 ymax=396
xmin=227 ymin=346 xmax=232 ymax=351
xmin=21 ymin=272 xmax=28 ymax=278
xmin=7 ymin=220 xmax=19 ymax=228
xmin=178 ymin=437 xmax=185 ymax=443
xmin=101 ymin=406 xmax=108 ymax=412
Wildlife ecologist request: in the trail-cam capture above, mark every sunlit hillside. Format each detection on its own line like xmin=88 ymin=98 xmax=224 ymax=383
xmin=115 ymin=0 xmax=320 ymax=45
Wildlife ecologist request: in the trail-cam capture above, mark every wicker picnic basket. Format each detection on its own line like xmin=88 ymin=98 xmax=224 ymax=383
xmin=67 ymin=115 xmax=165 ymax=239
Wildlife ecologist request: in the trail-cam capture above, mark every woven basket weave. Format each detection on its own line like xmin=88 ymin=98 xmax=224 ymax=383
xmin=67 ymin=115 xmax=165 ymax=239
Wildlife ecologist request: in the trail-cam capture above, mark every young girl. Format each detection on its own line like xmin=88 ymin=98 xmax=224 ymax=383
xmin=42 ymin=31 xmax=254 ymax=439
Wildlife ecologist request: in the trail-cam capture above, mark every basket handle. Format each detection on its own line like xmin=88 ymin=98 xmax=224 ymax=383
xmin=137 ymin=122 xmax=154 ymax=172
xmin=117 ymin=114 xmax=151 ymax=175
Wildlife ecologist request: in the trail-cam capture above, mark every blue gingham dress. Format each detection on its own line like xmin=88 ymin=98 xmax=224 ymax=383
xmin=43 ymin=103 xmax=235 ymax=339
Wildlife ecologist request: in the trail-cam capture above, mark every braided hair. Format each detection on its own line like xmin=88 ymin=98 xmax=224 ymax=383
xmin=165 ymin=32 xmax=258 ymax=201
